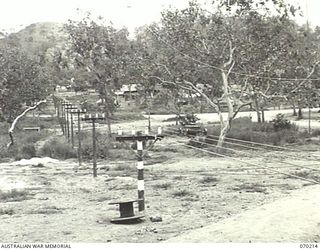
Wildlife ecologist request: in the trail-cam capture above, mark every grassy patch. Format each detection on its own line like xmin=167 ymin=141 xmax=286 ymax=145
xmin=199 ymin=176 xmax=219 ymax=184
xmin=0 ymin=208 xmax=14 ymax=215
xmin=284 ymin=170 xmax=320 ymax=182
xmin=152 ymin=182 xmax=172 ymax=190
xmin=232 ymin=183 xmax=267 ymax=193
xmin=29 ymin=206 xmax=62 ymax=214
xmin=172 ymin=189 xmax=193 ymax=197
xmin=112 ymin=163 xmax=133 ymax=172
xmin=32 ymin=163 xmax=46 ymax=168
xmin=0 ymin=189 xmax=31 ymax=202
xmin=111 ymin=111 xmax=146 ymax=123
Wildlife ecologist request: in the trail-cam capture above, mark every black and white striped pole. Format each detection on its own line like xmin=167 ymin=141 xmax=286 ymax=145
xmin=115 ymin=127 xmax=164 ymax=213
xmin=81 ymin=113 xmax=105 ymax=177
xmin=137 ymin=139 xmax=144 ymax=211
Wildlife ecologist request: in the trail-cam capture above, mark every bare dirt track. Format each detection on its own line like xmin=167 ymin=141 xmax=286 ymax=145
xmin=167 ymin=184 xmax=320 ymax=242
xmin=1 ymin=134 xmax=320 ymax=243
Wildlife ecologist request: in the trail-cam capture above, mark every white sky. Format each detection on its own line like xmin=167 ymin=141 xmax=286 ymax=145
xmin=0 ymin=0 xmax=319 ymax=35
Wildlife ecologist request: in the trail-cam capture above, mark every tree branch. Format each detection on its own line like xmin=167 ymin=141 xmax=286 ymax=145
xmin=155 ymin=63 xmax=173 ymax=77
xmin=223 ymin=40 xmax=236 ymax=70
xmin=258 ymin=91 xmax=288 ymax=100
xmin=232 ymin=101 xmax=253 ymax=119
xmin=7 ymin=99 xmax=48 ymax=148
xmin=289 ymin=61 xmax=320 ymax=94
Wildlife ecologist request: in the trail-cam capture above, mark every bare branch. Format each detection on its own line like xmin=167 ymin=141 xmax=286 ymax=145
xmin=232 ymin=101 xmax=253 ymax=119
xmin=227 ymin=60 xmax=235 ymax=77
xmin=202 ymin=39 xmax=210 ymax=54
xmin=258 ymin=91 xmax=287 ymax=100
xmin=182 ymin=80 xmax=223 ymax=124
xmin=155 ymin=63 xmax=173 ymax=77
xmin=7 ymin=98 xmax=48 ymax=148
xmin=289 ymin=61 xmax=320 ymax=94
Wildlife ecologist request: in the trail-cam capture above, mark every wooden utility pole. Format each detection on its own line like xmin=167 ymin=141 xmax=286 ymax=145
xmin=115 ymin=129 xmax=163 ymax=212
xmin=62 ymin=102 xmax=72 ymax=141
xmin=65 ymin=106 xmax=77 ymax=147
xmin=55 ymin=98 xmax=65 ymax=135
xmin=81 ymin=113 xmax=105 ymax=177
xmin=71 ymin=109 xmax=87 ymax=166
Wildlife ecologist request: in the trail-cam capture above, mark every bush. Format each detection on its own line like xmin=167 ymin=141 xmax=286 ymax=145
xmin=40 ymin=138 xmax=77 ymax=159
xmin=271 ymin=113 xmax=293 ymax=131
xmin=311 ymin=129 xmax=320 ymax=137
xmin=79 ymin=131 xmax=134 ymax=161
xmin=18 ymin=145 xmax=36 ymax=159
xmin=206 ymin=115 xmax=300 ymax=146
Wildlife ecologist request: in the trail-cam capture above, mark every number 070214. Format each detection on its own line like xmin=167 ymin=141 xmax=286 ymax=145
xmin=300 ymin=244 xmax=318 ymax=248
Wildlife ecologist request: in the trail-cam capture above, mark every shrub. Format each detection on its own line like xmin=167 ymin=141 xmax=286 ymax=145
xmin=40 ymin=138 xmax=77 ymax=159
xmin=232 ymin=117 xmax=252 ymax=125
xmin=205 ymin=114 xmax=301 ymax=146
xmin=19 ymin=145 xmax=36 ymax=159
xmin=311 ymin=129 xmax=320 ymax=137
xmin=79 ymin=132 xmax=134 ymax=160
xmin=271 ymin=113 xmax=293 ymax=131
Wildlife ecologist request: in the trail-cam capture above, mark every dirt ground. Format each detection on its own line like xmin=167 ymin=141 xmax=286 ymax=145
xmin=1 ymin=132 xmax=320 ymax=243
xmin=167 ymin=183 xmax=320 ymax=243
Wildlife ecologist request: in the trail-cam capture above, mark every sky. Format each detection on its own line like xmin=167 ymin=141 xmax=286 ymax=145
xmin=0 ymin=0 xmax=319 ymax=35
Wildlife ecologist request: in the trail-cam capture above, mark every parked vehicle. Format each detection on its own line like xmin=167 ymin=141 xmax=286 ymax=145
xmin=176 ymin=114 xmax=207 ymax=137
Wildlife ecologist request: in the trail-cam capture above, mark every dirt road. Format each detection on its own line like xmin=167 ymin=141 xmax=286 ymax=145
xmin=167 ymin=184 xmax=320 ymax=242
xmin=1 ymin=137 xmax=320 ymax=242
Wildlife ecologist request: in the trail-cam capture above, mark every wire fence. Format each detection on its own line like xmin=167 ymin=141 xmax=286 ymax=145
xmin=160 ymin=127 xmax=320 ymax=185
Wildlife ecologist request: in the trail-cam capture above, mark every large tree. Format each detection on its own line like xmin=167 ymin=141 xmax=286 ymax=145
xmin=0 ymin=42 xmax=51 ymax=121
xmin=135 ymin=0 xmax=314 ymax=146
xmin=64 ymin=14 xmax=132 ymax=135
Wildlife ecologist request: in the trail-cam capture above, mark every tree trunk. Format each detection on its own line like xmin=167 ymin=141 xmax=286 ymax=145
xmin=293 ymin=107 xmax=297 ymax=116
xmin=105 ymin=110 xmax=112 ymax=137
xmin=289 ymin=99 xmax=297 ymax=116
xmin=217 ymin=118 xmax=231 ymax=148
xmin=254 ymin=98 xmax=261 ymax=123
xmin=217 ymin=70 xmax=234 ymax=148
xmin=261 ymin=108 xmax=265 ymax=123
xmin=298 ymin=107 xmax=303 ymax=119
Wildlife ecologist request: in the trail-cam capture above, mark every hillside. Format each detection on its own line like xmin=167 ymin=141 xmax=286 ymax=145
xmin=1 ymin=22 xmax=68 ymax=60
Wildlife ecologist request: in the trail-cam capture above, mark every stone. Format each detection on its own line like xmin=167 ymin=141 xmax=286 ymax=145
xmin=150 ymin=216 xmax=162 ymax=222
